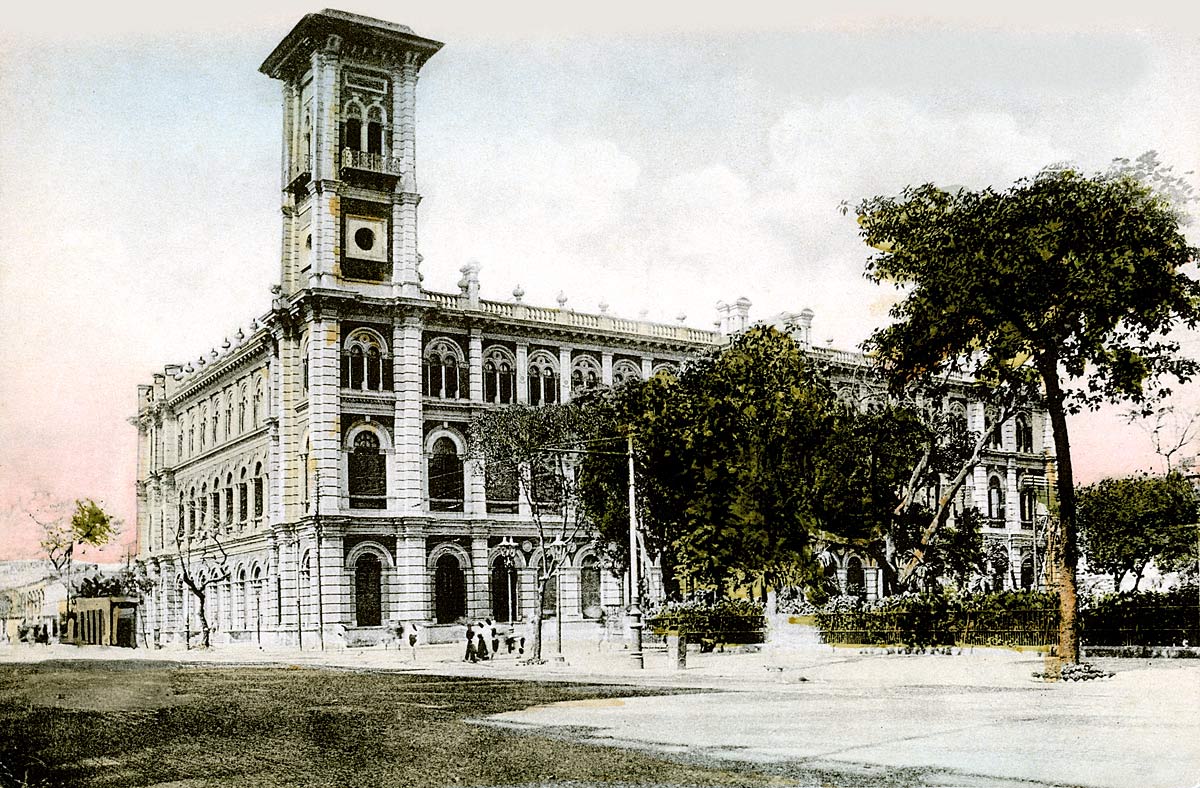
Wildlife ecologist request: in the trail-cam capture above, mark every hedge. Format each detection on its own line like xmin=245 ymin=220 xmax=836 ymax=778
xmin=645 ymin=599 xmax=766 ymax=645
xmin=815 ymin=586 xmax=1200 ymax=648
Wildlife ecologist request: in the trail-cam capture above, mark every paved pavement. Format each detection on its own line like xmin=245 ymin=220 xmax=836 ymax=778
xmin=3 ymin=637 xmax=1198 ymax=788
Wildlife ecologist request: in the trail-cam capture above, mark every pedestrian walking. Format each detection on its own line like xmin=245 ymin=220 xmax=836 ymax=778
xmin=401 ymin=621 xmax=420 ymax=661
xmin=464 ymin=623 xmax=478 ymax=662
xmin=476 ymin=621 xmax=490 ymax=660
xmin=487 ymin=619 xmax=499 ymax=656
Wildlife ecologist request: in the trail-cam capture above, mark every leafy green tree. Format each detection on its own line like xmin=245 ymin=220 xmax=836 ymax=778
xmin=856 ymin=159 xmax=1200 ymax=664
xmin=1077 ymin=472 xmax=1199 ymax=590
xmin=34 ymin=498 xmax=118 ymax=630
xmin=469 ymin=402 xmax=590 ymax=661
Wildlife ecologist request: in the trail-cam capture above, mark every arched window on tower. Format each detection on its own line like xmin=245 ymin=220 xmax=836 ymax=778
xmin=348 ymin=431 xmax=386 ymax=509
xmin=428 ymin=436 xmax=464 ymax=512
xmin=238 ymin=468 xmax=249 ymax=529
xmin=343 ymin=103 xmax=363 ymax=152
xmin=985 ymin=406 xmax=1003 ymax=449
xmin=366 ymin=105 xmax=384 ymax=155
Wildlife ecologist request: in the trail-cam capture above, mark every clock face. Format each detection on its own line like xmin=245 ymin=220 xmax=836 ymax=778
xmin=345 ymin=215 xmax=387 ymax=261
xmin=521 ymin=540 xmax=533 ymax=553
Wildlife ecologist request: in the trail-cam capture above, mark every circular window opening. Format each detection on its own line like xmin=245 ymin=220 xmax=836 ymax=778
xmin=354 ymin=228 xmax=375 ymax=252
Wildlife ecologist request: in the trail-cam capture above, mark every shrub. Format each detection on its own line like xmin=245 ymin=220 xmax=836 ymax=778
xmin=815 ymin=589 xmax=1058 ymax=648
xmin=646 ymin=598 xmax=766 ymax=644
xmin=1081 ymin=585 xmax=1199 ymax=646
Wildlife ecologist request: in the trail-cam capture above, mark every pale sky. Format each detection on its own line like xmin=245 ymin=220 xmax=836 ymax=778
xmin=2 ymin=1 xmax=1199 ymax=560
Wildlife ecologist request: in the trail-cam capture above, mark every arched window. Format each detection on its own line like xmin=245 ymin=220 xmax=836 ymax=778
xmin=491 ymin=555 xmax=520 ymax=623
xmin=252 ymin=381 xmax=263 ymax=426
xmin=650 ymin=362 xmax=677 ymax=380
xmin=212 ymin=398 xmax=221 ymax=444
xmin=199 ymin=408 xmax=208 ymax=452
xmin=428 ymin=436 xmax=464 ymax=512
xmin=343 ymin=102 xmax=363 ymax=152
xmin=486 ymin=460 xmax=519 ymax=514
xmin=1020 ymin=485 xmax=1036 ymax=526
xmin=422 ymin=338 xmax=466 ymax=399
xmin=177 ymin=428 xmax=184 ymax=461
xmin=253 ymin=462 xmax=265 ymax=522
xmin=579 ymin=555 xmax=602 ymax=619
xmin=354 ymin=553 xmax=382 ymax=627
xmin=224 ymin=392 xmax=233 ymax=439
xmin=340 ymin=330 xmax=392 ymax=392
xmin=224 ymin=473 xmax=234 ymax=526
xmin=348 ymin=431 xmax=386 ymax=509
xmin=210 ymin=478 xmax=220 ymax=531
xmin=366 ymin=105 xmax=384 ymax=155
xmin=188 ymin=487 xmax=197 ymax=534
xmin=988 ymin=476 xmax=1005 ymax=524
xmin=235 ymin=567 xmax=248 ymax=630
xmin=199 ymin=483 xmax=208 ymax=531
xmin=300 ymin=338 xmax=310 ymax=393
xmin=177 ymin=492 xmax=185 ymax=542
xmin=949 ymin=401 xmax=969 ymax=435
xmin=1015 ymin=414 xmax=1034 ymax=453
xmin=612 ymin=360 xmax=642 ymax=386
xmin=527 ymin=351 xmax=559 ymax=406
xmin=985 ymin=406 xmax=1003 ymax=449
xmin=483 ymin=346 xmax=517 ymax=404
xmin=1021 ymin=556 xmax=1035 ymax=590
xmin=845 ymin=557 xmax=865 ymax=598
xmin=238 ymin=385 xmax=247 ymax=433
xmin=571 ymin=354 xmax=601 ymax=393
xmin=238 ymin=468 xmax=249 ymax=528
xmin=434 ymin=553 xmax=466 ymax=624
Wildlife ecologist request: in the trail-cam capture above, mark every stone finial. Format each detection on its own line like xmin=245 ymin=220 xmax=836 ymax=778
xmin=236 ymin=327 xmax=245 ymax=342
xmin=638 ymin=309 xmax=649 ymax=320
xmin=210 ymin=348 xmax=219 ymax=359
xmin=222 ymin=337 xmax=231 ymax=350
xmin=513 ymin=284 xmax=525 ymax=302
xmin=556 ymin=291 xmax=568 ymax=308
xmin=676 ymin=312 xmax=687 ymax=323
xmin=184 ymin=363 xmax=194 ymax=374
xmin=459 ymin=260 xmax=482 ymax=307
xmin=796 ymin=307 xmax=815 ymax=347
xmin=598 ymin=300 xmax=609 ymax=314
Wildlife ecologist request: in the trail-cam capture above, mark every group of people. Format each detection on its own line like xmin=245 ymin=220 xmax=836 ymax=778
xmin=464 ymin=618 xmax=528 ymax=662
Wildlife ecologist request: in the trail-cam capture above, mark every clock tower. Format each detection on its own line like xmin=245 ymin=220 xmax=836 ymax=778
xmin=260 ymin=9 xmax=442 ymax=299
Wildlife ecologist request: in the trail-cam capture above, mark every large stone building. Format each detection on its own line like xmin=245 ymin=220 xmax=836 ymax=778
xmin=134 ymin=10 xmax=1053 ymax=648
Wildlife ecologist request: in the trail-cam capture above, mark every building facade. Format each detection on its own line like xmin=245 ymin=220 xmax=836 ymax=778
xmin=134 ymin=10 xmax=1053 ymax=648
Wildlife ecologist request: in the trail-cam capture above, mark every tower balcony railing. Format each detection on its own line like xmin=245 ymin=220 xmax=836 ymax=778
xmin=286 ymin=155 xmax=312 ymax=189
xmin=340 ymin=148 xmax=404 ymax=177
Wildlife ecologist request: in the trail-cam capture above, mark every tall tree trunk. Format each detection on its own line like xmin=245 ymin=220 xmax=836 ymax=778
xmin=197 ymin=591 xmax=211 ymax=648
xmin=1039 ymin=357 xmax=1080 ymax=666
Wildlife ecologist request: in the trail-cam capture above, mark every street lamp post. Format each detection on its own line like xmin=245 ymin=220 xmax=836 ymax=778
xmin=549 ymin=537 xmax=567 ymax=662
xmin=498 ymin=536 xmax=519 ymax=625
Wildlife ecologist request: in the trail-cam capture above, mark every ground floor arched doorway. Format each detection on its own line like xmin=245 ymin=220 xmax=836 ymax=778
xmin=434 ymin=553 xmax=466 ymax=624
xmin=355 ymin=554 xmax=382 ymax=627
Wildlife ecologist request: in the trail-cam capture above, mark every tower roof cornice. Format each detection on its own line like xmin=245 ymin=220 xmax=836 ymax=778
xmin=259 ymin=8 xmax=443 ymax=80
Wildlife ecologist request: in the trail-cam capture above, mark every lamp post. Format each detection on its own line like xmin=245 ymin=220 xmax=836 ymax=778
xmin=549 ymin=536 xmax=568 ymax=662
xmin=497 ymin=536 xmax=519 ymax=624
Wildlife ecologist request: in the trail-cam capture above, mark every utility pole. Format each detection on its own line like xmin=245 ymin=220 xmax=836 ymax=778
xmin=627 ymin=433 xmax=644 ymax=669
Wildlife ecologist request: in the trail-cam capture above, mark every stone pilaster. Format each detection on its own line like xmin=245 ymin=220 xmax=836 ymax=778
xmin=469 ymin=536 xmax=490 ymax=619
xmin=394 ymin=315 xmax=425 ymax=514
xmin=558 ymin=347 xmax=572 ymax=403
xmin=396 ymin=526 xmax=428 ymax=620
xmin=309 ymin=317 xmax=341 ymax=514
xmin=1005 ymin=458 xmax=1019 ymax=530
xmin=468 ymin=329 xmax=483 ymax=402
xmin=640 ymin=357 xmax=653 ymax=380
xmin=601 ymin=352 xmax=613 ymax=387
xmin=516 ymin=343 xmax=529 ymax=404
